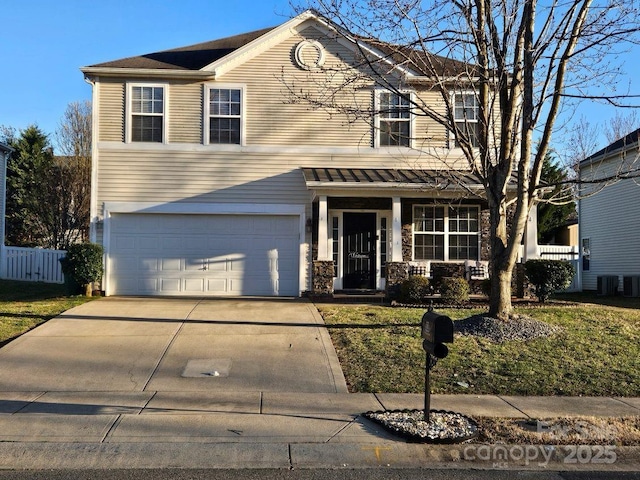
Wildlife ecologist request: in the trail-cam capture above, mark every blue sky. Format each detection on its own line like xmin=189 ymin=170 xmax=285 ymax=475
xmin=1 ymin=0 xmax=638 ymax=153
xmin=0 ymin=0 xmax=292 ymax=139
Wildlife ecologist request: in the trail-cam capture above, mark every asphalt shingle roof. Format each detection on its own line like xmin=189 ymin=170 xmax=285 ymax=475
xmin=88 ymin=27 xmax=276 ymax=70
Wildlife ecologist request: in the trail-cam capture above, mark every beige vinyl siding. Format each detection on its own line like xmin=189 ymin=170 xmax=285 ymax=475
xmin=97 ymin=152 xmax=309 ymax=205
xmin=98 ymin=80 xmax=125 ymax=142
xmin=94 ymin=25 xmax=469 ymax=152
xmin=413 ymin=89 xmax=448 ymax=149
xmin=169 ymin=82 xmax=202 ymax=143
xmin=219 ymin=25 xmax=374 ymax=147
xmin=580 ymin=154 xmax=640 ymax=290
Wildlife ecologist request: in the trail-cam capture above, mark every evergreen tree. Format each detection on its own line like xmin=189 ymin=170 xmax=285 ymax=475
xmin=537 ymin=153 xmax=576 ymax=244
xmin=4 ymin=125 xmax=55 ymax=247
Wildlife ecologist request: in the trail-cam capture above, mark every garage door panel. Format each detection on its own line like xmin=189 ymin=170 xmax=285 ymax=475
xmin=160 ymin=258 xmax=181 ymax=272
xmin=109 ymin=213 xmax=300 ymax=296
xmin=158 ymin=279 xmax=180 ymax=292
xmin=184 ymin=278 xmax=205 ymax=292
xmin=111 ymin=255 xmax=138 ymax=272
xmin=138 ymin=278 xmax=159 ymax=293
xmin=207 ymin=279 xmax=227 ymax=292
xmin=139 ymin=257 xmax=160 ymax=272
xmin=206 ymin=257 xmax=228 ymax=272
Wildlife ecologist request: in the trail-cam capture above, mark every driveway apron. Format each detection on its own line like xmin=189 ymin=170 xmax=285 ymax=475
xmin=0 ymin=297 xmax=347 ymax=394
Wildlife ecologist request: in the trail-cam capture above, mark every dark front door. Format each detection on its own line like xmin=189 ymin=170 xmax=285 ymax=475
xmin=343 ymin=213 xmax=376 ymax=289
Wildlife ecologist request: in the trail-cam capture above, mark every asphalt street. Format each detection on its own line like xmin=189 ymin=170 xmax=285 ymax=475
xmin=0 ymin=469 xmax=638 ymax=480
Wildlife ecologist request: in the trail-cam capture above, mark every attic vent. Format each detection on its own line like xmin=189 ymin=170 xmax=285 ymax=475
xmin=294 ymin=40 xmax=325 ymax=70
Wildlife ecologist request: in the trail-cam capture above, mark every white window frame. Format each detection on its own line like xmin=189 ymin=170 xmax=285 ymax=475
xmin=450 ymin=91 xmax=480 ymax=149
xmin=412 ymin=204 xmax=481 ymax=261
xmin=126 ymin=83 xmax=168 ymax=144
xmin=374 ymin=89 xmax=414 ymax=149
xmin=203 ymin=84 xmax=246 ymax=146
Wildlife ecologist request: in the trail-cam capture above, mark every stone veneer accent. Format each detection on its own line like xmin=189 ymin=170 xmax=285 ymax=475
xmin=312 ymin=260 xmax=335 ymax=295
xmin=385 ymin=261 xmax=409 ymax=298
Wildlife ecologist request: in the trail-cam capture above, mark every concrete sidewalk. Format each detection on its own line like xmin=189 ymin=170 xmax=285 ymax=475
xmin=0 ymin=298 xmax=638 ymax=470
xmin=0 ymin=392 xmax=638 ymax=469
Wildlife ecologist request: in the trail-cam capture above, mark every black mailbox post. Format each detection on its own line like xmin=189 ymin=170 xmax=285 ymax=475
xmin=421 ymin=309 xmax=454 ymax=421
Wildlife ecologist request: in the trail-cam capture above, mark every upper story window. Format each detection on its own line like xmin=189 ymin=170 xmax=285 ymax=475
xmin=377 ymin=91 xmax=412 ymax=147
xmin=413 ymin=205 xmax=479 ymax=261
xmin=453 ymin=92 xmax=479 ymax=148
xmin=206 ymin=86 xmax=243 ymax=145
xmin=129 ymin=85 xmax=165 ymax=143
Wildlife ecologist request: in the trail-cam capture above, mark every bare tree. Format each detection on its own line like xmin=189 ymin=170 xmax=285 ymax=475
xmin=288 ymin=1 xmax=640 ymax=319
xmin=604 ymin=110 xmax=639 ymax=144
xmin=52 ymin=100 xmax=92 ymax=247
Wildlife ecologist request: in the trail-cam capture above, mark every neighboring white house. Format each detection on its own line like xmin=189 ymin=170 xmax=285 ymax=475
xmin=579 ymin=128 xmax=640 ymax=295
xmin=80 ymin=10 xmax=535 ymax=298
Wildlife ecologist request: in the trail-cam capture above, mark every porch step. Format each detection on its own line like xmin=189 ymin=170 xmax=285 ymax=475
xmin=310 ymin=290 xmax=388 ymax=304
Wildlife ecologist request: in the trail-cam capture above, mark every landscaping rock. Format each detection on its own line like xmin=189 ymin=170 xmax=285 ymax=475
xmin=454 ymin=314 xmax=562 ymax=342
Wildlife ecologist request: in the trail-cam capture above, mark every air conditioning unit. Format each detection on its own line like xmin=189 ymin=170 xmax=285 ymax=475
xmin=623 ymin=276 xmax=640 ymax=297
xmin=597 ymin=276 xmax=619 ymax=296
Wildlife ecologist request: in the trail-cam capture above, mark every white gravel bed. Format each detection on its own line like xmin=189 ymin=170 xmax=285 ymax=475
xmin=365 ymin=409 xmax=479 ymax=443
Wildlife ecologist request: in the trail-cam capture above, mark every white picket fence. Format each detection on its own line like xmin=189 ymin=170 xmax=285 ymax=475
xmin=0 ymin=246 xmax=66 ymax=284
xmin=539 ymin=245 xmax=580 ymax=292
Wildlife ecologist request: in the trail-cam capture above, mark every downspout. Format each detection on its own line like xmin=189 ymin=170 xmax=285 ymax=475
xmin=83 ymin=74 xmax=99 ymax=243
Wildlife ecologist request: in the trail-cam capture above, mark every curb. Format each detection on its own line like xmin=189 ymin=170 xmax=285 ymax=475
xmin=0 ymin=443 xmax=637 ymax=470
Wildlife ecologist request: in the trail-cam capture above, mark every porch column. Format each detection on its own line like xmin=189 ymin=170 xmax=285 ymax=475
xmin=317 ymin=195 xmax=331 ymax=260
xmin=524 ymin=204 xmax=540 ymax=261
xmin=391 ymin=196 xmax=403 ymax=262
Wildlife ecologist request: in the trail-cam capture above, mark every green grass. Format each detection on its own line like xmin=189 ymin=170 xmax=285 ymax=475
xmin=319 ymin=296 xmax=640 ymax=396
xmin=0 ymin=280 xmax=95 ymax=346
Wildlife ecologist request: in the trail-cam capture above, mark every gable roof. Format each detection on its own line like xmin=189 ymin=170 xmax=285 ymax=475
xmin=88 ymin=27 xmax=275 ymax=71
xmin=581 ymin=127 xmax=640 ymax=165
xmin=81 ymin=10 xmax=474 ymax=81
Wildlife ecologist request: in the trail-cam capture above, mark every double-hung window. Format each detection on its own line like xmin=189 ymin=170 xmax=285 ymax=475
xmin=377 ymin=91 xmax=411 ymax=147
xmin=413 ymin=205 xmax=479 ymax=261
xmin=207 ymin=86 xmax=243 ymax=145
xmin=129 ymin=85 xmax=165 ymax=143
xmin=453 ymin=92 xmax=479 ymax=148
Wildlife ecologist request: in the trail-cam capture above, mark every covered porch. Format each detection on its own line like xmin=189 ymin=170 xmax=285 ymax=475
xmin=302 ymin=167 xmax=538 ymax=296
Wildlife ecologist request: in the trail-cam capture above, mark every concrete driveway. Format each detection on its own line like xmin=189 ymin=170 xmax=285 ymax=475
xmin=0 ymin=297 xmax=348 ymax=394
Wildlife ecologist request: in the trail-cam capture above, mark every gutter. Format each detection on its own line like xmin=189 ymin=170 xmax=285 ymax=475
xmin=80 ymin=67 xmax=217 ymax=80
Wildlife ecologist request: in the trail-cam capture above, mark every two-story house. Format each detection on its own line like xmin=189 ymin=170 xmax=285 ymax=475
xmin=81 ymin=10 xmax=499 ymax=297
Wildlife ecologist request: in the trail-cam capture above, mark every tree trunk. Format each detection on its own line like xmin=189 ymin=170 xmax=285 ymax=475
xmin=487 ymin=193 xmax=529 ymax=320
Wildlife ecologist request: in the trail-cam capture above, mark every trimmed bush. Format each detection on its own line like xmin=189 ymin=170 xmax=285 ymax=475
xmin=525 ymin=259 xmax=575 ymax=303
xmin=440 ymin=276 xmax=470 ymax=304
xmin=60 ymin=243 xmax=104 ymax=296
xmin=400 ymin=276 xmax=430 ymax=303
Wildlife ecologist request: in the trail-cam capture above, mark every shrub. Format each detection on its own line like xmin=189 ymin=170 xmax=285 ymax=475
xmin=440 ymin=276 xmax=470 ymax=304
xmin=60 ymin=243 xmax=104 ymax=296
xmin=400 ymin=276 xmax=430 ymax=303
xmin=524 ymin=259 xmax=575 ymax=303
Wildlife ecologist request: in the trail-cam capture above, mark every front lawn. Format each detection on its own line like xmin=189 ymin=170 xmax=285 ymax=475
xmin=0 ymin=280 xmax=94 ymax=346
xmin=319 ymin=297 xmax=640 ymax=396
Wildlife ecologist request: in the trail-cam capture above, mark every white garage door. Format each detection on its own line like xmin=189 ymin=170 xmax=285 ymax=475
xmin=108 ymin=213 xmax=300 ymax=296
